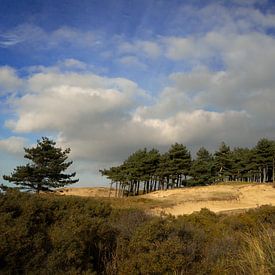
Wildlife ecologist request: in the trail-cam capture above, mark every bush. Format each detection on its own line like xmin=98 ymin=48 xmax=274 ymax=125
xmin=0 ymin=190 xmax=114 ymax=274
xmin=0 ymin=190 xmax=274 ymax=274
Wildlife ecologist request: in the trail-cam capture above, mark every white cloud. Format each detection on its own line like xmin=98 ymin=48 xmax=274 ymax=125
xmin=0 ymin=136 xmax=27 ymax=154
xmin=118 ymin=40 xmax=161 ymax=58
xmin=4 ymin=24 xmax=275 ymax=163
xmin=136 ymin=41 xmax=161 ymax=58
xmin=6 ymin=84 xmax=134 ymax=133
xmin=0 ymin=66 xmax=23 ymax=94
xmin=0 ymin=24 xmax=46 ymax=48
xmin=0 ymin=24 xmax=102 ymax=50
xmin=134 ymin=109 xmax=250 ymax=147
xmin=0 ymin=33 xmax=25 ymax=47
xmin=2 ymin=2 xmax=275 ymax=177
xmin=3 ymin=68 xmax=149 ymax=162
xmin=50 ymin=26 xmax=100 ymax=48
xmin=25 ymin=70 xmax=142 ymax=96
xmin=60 ymin=59 xmax=87 ymax=70
xmin=163 ymin=37 xmax=197 ymax=60
xmin=175 ymin=2 xmax=275 ymax=34
xmin=118 ymin=55 xmax=147 ymax=69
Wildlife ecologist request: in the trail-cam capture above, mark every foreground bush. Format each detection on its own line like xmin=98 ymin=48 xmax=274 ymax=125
xmin=0 ymin=190 xmax=274 ymax=274
xmin=0 ymin=190 xmax=114 ymax=274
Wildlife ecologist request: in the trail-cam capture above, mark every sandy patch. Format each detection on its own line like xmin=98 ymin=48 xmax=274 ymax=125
xmin=55 ymin=187 xmax=115 ymax=197
xmin=142 ymin=184 xmax=275 ymax=215
xmin=55 ymin=184 xmax=275 ymax=216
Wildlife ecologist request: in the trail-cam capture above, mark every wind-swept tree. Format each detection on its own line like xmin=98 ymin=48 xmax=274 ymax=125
xmin=3 ymin=137 xmax=78 ymax=193
xmin=100 ymin=165 xmax=127 ymax=197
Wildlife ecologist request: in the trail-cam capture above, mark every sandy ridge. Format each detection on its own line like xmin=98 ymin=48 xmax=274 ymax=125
xmin=142 ymin=184 xmax=275 ymax=215
xmin=56 ymin=184 xmax=275 ymax=215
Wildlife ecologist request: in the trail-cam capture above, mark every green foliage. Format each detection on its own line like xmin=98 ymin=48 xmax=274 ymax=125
xmin=190 ymin=147 xmax=215 ymax=185
xmin=101 ymin=138 xmax=275 ymax=196
xmin=0 ymin=190 xmax=114 ymax=274
xmin=0 ymin=191 xmax=274 ymax=274
xmin=3 ymin=137 xmax=78 ymax=193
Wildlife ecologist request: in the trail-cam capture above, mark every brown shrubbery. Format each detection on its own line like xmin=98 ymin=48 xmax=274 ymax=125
xmin=0 ymin=190 xmax=274 ymax=274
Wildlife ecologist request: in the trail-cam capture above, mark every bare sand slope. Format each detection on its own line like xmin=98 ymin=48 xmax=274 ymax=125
xmin=142 ymin=184 xmax=275 ymax=215
xmin=56 ymin=184 xmax=275 ymax=215
xmin=55 ymin=187 xmax=115 ymax=197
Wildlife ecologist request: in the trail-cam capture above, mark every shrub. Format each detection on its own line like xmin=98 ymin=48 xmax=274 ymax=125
xmin=0 ymin=191 xmax=274 ymax=274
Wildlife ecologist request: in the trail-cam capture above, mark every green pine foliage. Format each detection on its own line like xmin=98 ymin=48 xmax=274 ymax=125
xmin=3 ymin=137 xmax=78 ymax=193
xmin=189 ymin=147 xmax=215 ymax=186
xmin=101 ymin=138 xmax=275 ymax=196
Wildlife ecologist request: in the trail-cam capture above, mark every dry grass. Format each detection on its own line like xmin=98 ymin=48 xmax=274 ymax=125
xmin=56 ymin=183 xmax=275 ymax=215
xmin=229 ymin=226 xmax=275 ymax=275
xmin=99 ymin=196 xmax=175 ymax=211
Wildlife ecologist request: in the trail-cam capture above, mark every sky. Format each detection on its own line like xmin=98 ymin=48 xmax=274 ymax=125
xmin=1 ymin=0 xmax=275 ymax=187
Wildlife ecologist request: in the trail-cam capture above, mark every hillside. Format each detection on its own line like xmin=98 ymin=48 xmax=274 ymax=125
xmin=56 ymin=183 xmax=275 ymax=215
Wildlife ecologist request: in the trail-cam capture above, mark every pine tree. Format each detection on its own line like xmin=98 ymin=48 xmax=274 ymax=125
xmin=190 ymin=147 xmax=214 ymax=185
xmin=214 ymin=142 xmax=232 ymax=181
xmin=167 ymin=143 xmax=191 ymax=187
xmin=3 ymin=137 xmax=78 ymax=193
xmin=156 ymin=152 xmax=170 ymax=190
xmin=254 ymin=138 xmax=274 ymax=182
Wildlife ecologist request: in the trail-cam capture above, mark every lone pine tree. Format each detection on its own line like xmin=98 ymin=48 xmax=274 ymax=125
xmin=3 ymin=137 xmax=78 ymax=193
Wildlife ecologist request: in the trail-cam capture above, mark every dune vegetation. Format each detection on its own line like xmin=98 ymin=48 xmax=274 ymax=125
xmin=1 ymin=137 xmax=275 ymax=274
xmin=0 ymin=189 xmax=274 ymax=274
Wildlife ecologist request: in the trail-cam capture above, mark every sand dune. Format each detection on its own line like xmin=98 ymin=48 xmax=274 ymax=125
xmin=55 ymin=187 xmax=115 ymax=197
xmin=56 ymin=183 xmax=275 ymax=215
xmin=142 ymin=184 xmax=275 ymax=215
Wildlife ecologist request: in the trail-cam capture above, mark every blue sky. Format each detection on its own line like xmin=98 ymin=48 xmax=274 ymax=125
xmin=1 ymin=0 xmax=275 ymax=186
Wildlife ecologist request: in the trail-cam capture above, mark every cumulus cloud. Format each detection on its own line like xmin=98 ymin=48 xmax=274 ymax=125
xmin=134 ymin=109 xmax=250 ymax=148
xmin=2 ymin=2 xmax=275 ymax=181
xmin=163 ymin=37 xmax=197 ymax=60
xmin=0 ymin=66 xmax=23 ymax=94
xmin=3 ymin=68 xmax=149 ymax=162
xmin=0 ymin=136 xmax=27 ymax=154
xmin=6 ymin=84 xmax=134 ymax=133
xmin=4 ymin=19 xmax=275 ymax=164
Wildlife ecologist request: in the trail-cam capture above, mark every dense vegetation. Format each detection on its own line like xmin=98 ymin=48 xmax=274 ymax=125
xmin=0 ymin=190 xmax=274 ymax=274
xmin=101 ymin=138 xmax=275 ymax=196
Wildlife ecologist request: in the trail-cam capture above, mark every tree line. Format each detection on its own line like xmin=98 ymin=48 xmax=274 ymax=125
xmin=100 ymin=138 xmax=275 ymax=196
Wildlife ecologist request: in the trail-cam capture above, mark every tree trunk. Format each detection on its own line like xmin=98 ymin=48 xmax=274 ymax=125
xmin=273 ymin=158 xmax=274 ymax=183
xmin=144 ymin=181 xmax=147 ymax=193
xmin=109 ymin=181 xmax=113 ymax=198
xmin=259 ymin=168 xmax=262 ymax=183
xmin=136 ymin=181 xmax=140 ymax=196
xmin=263 ymin=167 xmax=266 ymax=182
xmin=115 ymin=182 xmax=118 ymax=197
